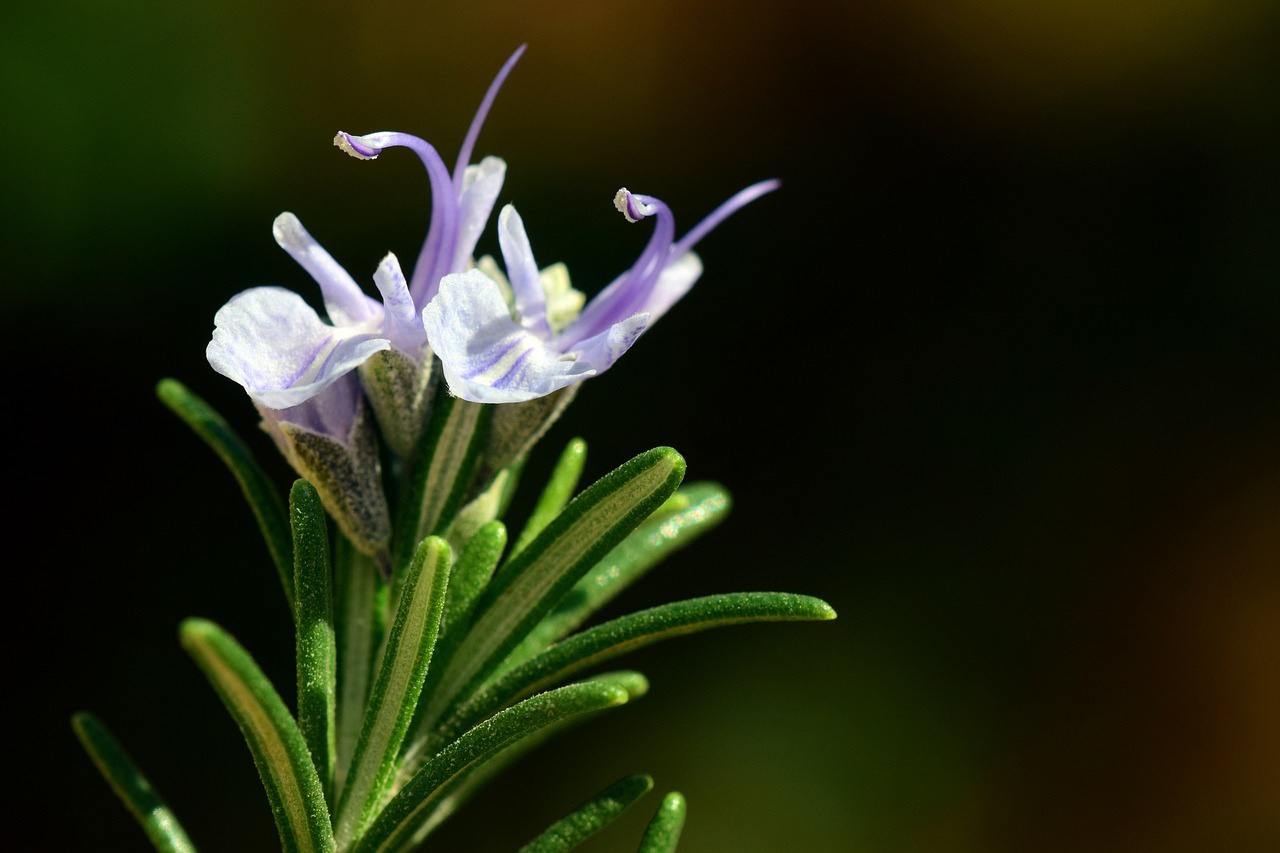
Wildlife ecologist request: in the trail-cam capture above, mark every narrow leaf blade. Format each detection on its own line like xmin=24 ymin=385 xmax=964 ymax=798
xmin=509 ymin=482 xmax=730 ymax=665
xmin=510 ymin=437 xmax=587 ymax=557
xmin=441 ymin=592 xmax=836 ymax=742
xmin=392 ymin=396 xmax=488 ymax=571
xmin=416 ymin=520 xmax=508 ymax=729
xmin=71 ymin=712 xmax=197 ymax=853
xmin=334 ymin=535 xmax=387 ymax=795
xmin=157 ymin=378 xmax=293 ymax=609
xmin=334 ymin=537 xmax=451 ymax=849
xmin=637 ymin=792 xmax=686 ymax=853
xmin=180 ymin=619 xmax=334 ymax=853
xmin=420 ymin=447 xmax=686 ymax=730
xmin=292 ymin=480 xmax=336 ymax=801
xmin=355 ymin=681 xmax=632 ymax=853
xmin=517 ymin=774 xmax=654 ymax=853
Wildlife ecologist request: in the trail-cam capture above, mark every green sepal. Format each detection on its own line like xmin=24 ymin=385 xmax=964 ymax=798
xmin=179 ymin=619 xmax=334 ymax=853
xmin=333 ymin=537 xmax=451 ymax=850
xmin=156 ymin=378 xmax=293 ymax=610
xmin=359 ymin=348 xmax=435 ymax=459
xmin=71 ymin=712 xmax=197 ymax=853
xmin=334 ymin=535 xmax=386 ymax=795
xmin=479 ymin=384 xmax=579 ymax=483
xmin=417 ymin=447 xmax=686 ymax=732
xmin=280 ymin=403 xmax=390 ymax=563
xmin=291 ymin=480 xmax=336 ymax=802
xmin=637 ymin=792 xmax=686 ymax=853
xmin=517 ymin=774 xmax=654 ymax=853
xmin=354 ymin=681 xmax=633 ymax=853
xmin=510 ymin=437 xmax=587 ymax=558
xmin=439 ymin=592 xmax=836 ymax=743
xmin=506 ymin=482 xmax=730 ymax=668
xmin=392 ymin=396 xmax=489 ymax=575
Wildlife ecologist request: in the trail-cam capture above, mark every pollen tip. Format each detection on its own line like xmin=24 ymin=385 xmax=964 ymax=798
xmin=334 ymin=131 xmax=379 ymax=160
xmin=613 ymin=188 xmax=649 ymax=223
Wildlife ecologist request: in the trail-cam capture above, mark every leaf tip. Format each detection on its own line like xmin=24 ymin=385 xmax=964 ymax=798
xmin=155 ymin=377 xmax=184 ymax=401
xmin=70 ymin=710 xmax=97 ymax=736
xmin=177 ymin=617 xmax=218 ymax=649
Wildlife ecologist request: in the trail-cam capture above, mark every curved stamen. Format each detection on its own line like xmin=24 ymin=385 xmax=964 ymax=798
xmin=334 ymin=131 xmax=460 ymax=304
xmin=453 ymin=45 xmax=526 ymax=189
xmin=619 ymin=191 xmax=676 ymax=292
xmin=556 ymin=190 xmax=675 ymax=348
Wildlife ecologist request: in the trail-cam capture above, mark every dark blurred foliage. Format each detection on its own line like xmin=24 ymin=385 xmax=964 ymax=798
xmin=5 ymin=1 xmax=1279 ymax=850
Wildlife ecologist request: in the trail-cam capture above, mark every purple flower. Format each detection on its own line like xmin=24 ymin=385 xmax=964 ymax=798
xmin=208 ymin=48 xmax=524 ymax=453
xmin=205 ymin=213 xmax=417 ymax=443
xmin=422 ymin=181 xmax=780 ymax=403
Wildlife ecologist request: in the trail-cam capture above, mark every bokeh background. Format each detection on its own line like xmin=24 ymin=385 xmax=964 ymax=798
xmin=6 ymin=0 xmax=1280 ymax=850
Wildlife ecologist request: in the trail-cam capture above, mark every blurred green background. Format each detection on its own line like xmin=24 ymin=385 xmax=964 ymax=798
xmin=6 ymin=0 xmax=1280 ymax=850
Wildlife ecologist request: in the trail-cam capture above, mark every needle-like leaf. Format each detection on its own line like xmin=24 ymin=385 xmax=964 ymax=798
xmin=517 ymin=774 xmax=654 ymax=852
xmin=333 ymin=537 xmax=451 ymax=850
xmin=440 ymin=592 xmax=837 ymax=743
xmin=637 ymin=792 xmax=686 ymax=852
xmin=416 ymin=447 xmax=685 ymax=734
xmin=180 ymin=619 xmax=334 ymax=853
xmin=355 ymin=680 xmax=634 ymax=853
xmin=71 ymin=712 xmax=197 ymax=853
xmin=292 ymin=480 xmax=336 ymax=801
xmin=157 ymin=378 xmax=293 ymax=609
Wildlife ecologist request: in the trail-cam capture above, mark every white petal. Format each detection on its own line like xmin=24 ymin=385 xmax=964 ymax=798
xmin=273 ymin=213 xmax=380 ymax=327
xmin=372 ymin=252 xmax=427 ymax=358
xmin=424 ymin=270 xmax=593 ymax=404
xmin=207 ymin=286 xmax=389 ymax=410
xmin=453 ymin=156 xmax=506 ymax=271
xmin=497 ymin=205 xmax=550 ymax=336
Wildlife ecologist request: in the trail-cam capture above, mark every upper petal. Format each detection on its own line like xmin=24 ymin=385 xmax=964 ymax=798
xmin=497 ymin=205 xmax=551 ymax=337
xmin=424 ymin=270 xmax=594 ymax=404
xmin=453 ymin=156 xmax=506 ymax=272
xmin=273 ymin=213 xmax=380 ymax=327
xmin=371 ymin=252 xmax=428 ymax=359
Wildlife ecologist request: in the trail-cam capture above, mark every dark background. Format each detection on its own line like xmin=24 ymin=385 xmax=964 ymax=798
xmin=6 ymin=1 xmax=1280 ymax=850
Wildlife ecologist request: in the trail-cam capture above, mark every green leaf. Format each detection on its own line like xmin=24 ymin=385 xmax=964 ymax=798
xmin=333 ymin=537 xmax=451 ymax=850
xmin=518 ymin=774 xmax=654 ymax=853
xmin=637 ymin=792 xmax=686 ymax=853
xmin=443 ymin=469 xmax=509 ymax=555
xmin=291 ymin=480 xmax=336 ymax=802
xmin=411 ymin=670 xmax=651 ymax=822
xmin=507 ymin=482 xmax=730 ymax=667
xmin=419 ymin=520 xmax=507 ymax=708
xmin=353 ymin=681 xmax=634 ymax=853
xmin=180 ymin=619 xmax=334 ymax=853
xmin=157 ymin=378 xmax=293 ymax=610
xmin=510 ymin=437 xmax=587 ymax=557
xmin=439 ymin=592 xmax=836 ymax=743
xmin=71 ymin=712 xmax=197 ymax=853
xmin=392 ymin=396 xmax=489 ymax=574
xmin=417 ymin=447 xmax=686 ymax=733
xmin=334 ymin=535 xmax=387 ymax=796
